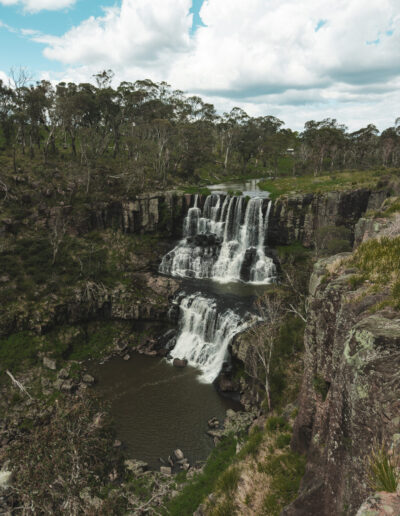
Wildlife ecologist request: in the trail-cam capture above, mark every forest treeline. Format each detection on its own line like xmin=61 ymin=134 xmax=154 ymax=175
xmin=1 ymin=69 xmax=400 ymax=193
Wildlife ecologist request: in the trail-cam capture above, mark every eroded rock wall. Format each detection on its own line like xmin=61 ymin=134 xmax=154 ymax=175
xmin=268 ymin=189 xmax=389 ymax=247
xmin=284 ymin=256 xmax=400 ymax=516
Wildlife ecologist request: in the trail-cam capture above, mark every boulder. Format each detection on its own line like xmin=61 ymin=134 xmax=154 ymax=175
xmin=356 ymin=492 xmax=400 ymax=516
xmin=173 ymin=358 xmax=188 ymax=368
xmin=57 ymin=368 xmax=69 ymax=379
xmin=160 ymin=466 xmax=172 ymax=475
xmin=43 ymin=357 xmax=56 ymax=370
xmin=0 ymin=470 xmax=12 ymax=490
xmin=207 ymin=417 xmax=220 ymax=429
xmin=174 ymin=449 xmax=184 ymax=461
xmin=124 ymin=459 xmax=148 ymax=475
xmin=82 ymin=374 xmax=95 ymax=385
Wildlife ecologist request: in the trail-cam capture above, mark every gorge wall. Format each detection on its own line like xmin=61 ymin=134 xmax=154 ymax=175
xmin=283 ymin=251 xmax=400 ymax=516
xmin=268 ymin=188 xmax=390 ymax=247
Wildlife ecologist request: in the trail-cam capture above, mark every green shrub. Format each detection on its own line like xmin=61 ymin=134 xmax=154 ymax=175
xmin=313 ymin=375 xmax=330 ymax=401
xmin=238 ymin=426 xmax=264 ymax=458
xmin=0 ymin=332 xmax=42 ymax=374
xmin=216 ymin=466 xmax=240 ymax=494
xmin=276 ymin=433 xmax=291 ymax=449
xmin=368 ymin=443 xmax=400 ymax=492
xmin=348 ymin=274 xmax=365 ymax=289
xmin=261 ymin=452 xmax=306 ymax=515
xmin=265 ymin=416 xmax=290 ymax=433
xmin=210 ymin=498 xmax=236 ymax=516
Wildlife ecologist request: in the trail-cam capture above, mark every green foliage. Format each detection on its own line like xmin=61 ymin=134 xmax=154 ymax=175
xmin=314 ymin=225 xmax=352 ymax=255
xmin=237 ymin=426 xmax=264 ymax=459
xmin=210 ymin=498 xmax=237 ymax=516
xmin=216 ymin=466 xmax=241 ymax=494
xmin=276 ymin=433 xmax=292 ymax=449
xmin=5 ymin=396 xmax=122 ymax=514
xmin=352 ymin=236 xmax=400 ymax=307
xmin=183 ymin=186 xmax=211 ymax=196
xmin=313 ymin=375 xmax=330 ymax=401
xmin=259 ymin=169 xmax=395 ymax=200
xmin=348 ymin=274 xmax=365 ymax=289
xmin=0 ymin=332 xmax=42 ymax=374
xmin=164 ymin=435 xmax=237 ymax=516
xmin=267 ymin=316 xmax=305 ymax=409
xmin=127 ymin=476 xmax=153 ymax=500
xmin=368 ymin=443 xmax=400 ymax=492
xmin=260 ymin=452 xmax=306 ymax=515
xmin=277 ymin=242 xmax=310 ymax=263
xmin=265 ymin=416 xmax=290 ymax=433
xmin=69 ymin=324 xmax=118 ymax=361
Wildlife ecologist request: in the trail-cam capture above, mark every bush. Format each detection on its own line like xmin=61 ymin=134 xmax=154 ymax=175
xmin=265 ymin=416 xmax=290 ymax=433
xmin=313 ymin=375 xmax=330 ymax=401
xmin=314 ymin=225 xmax=352 ymax=256
xmin=238 ymin=426 xmax=264 ymax=458
xmin=368 ymin=443 xmax=400 ymax=492
xmin=216 ymin=466 xmax=240 ymax=494
xmin=0 ymin=332 xmax=42 ymax=374
xmin=276 ymin=433 xmax=292 ymax=449
xmin=261 ymin=452 xmax=306 ymax=515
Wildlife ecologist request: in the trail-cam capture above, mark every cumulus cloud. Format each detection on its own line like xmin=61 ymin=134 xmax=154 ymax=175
xmin=39 ymin=0 xmax=192 ymax=71
xmin=32 ymin=0 xmax=400 ymax=129
xmin=0 ymin=0 xmax=76 ymax=12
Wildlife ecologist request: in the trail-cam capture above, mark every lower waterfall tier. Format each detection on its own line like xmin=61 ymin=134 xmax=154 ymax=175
xmin=168 ymin=292 xmax=253 ymax=383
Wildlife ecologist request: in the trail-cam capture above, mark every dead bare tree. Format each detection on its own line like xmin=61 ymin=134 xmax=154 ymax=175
xmin=48 ymin=208 xmax=67 ymax=265
xmin=245 ymin=293 xmax=284 ymax=411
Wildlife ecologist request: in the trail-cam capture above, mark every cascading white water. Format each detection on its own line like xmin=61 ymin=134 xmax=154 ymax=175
xmin=159 ymin=193 xmax=276 ymax=284
xmin=169 ymin=293 xmax=251 ymax=383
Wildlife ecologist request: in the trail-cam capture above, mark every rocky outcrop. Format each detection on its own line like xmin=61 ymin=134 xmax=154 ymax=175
xmin=356 ymin=491 xmax=400 ymax=515
xmin=86 ymin=191 xmax=192 ymax=237
xmin=284 ymin=256 xmax=400 ymax=516
xmin=3 ymin=274 xmax=180 ymax=336
xmin=2 ymin=190 xmax=193 ymax=238
xmin=268 ymin=189 xmax=390 ymax=247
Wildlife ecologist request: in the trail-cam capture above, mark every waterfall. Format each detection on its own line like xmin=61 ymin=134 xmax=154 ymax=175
xmin=159 ymin=193 xmax=276 ymax=284
xmin=169 ymin=293 xmax=251 ymax=383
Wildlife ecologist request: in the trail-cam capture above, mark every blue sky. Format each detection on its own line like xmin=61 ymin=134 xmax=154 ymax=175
xmin=0 ymin=0 xmax=399 ymax=131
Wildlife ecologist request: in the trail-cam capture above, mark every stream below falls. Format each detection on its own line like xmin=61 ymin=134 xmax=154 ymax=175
xmin=92 ymin=178 xmax=275 ymax=468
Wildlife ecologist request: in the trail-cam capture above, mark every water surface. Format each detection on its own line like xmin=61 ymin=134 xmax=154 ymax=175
xmin=90 ymin=354 xmax=240 ymax=469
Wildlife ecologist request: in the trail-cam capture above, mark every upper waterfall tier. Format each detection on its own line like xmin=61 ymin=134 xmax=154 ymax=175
xmin=159 ymin=193 xmax=276 ymax=284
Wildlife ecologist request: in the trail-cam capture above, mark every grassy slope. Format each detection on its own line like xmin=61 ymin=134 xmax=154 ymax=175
xmin=258 ymin=168 xmax=400 ymax=199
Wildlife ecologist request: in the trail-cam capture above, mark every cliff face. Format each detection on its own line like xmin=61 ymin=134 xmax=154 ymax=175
xmin=284 ymin=254 xmax=400 ymax=516
xmin=268 ymin=189 xmax=390 ymax=247
xmin=1 ymin=191 xmax=192 ymax=238
xmin=86 ymin=191 xmax=192 ymax=236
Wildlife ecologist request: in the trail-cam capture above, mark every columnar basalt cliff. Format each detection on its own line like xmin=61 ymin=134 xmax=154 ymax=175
xmin=283 ymin=254 xmax=400 ymax=516
xmin=268 ymin=188 xmax=391 ymax=247
xmin=1 ymin=190 xmax=191 ymax=237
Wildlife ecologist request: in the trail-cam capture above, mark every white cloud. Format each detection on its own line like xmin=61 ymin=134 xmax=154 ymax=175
xmin=0 ymin=70 xmax=10 ymax=84
xmin=0 ymin=0 xmax=76 ymax=13
xmin=33 ymin=0 xmax=400 ymax=129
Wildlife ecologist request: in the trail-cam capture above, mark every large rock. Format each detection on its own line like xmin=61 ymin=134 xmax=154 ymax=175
xmin=124 ymin=459 xmax=148 ymax=475
xmin=43 ymin=356 xmax=56 ymax=370
xmin=356 ymin=492 xmax=400 ymax=516
xmin=173 ymin=358 xmax=188 ymax=368
xmin=0 ymin=470 xmax=12 ymax=490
